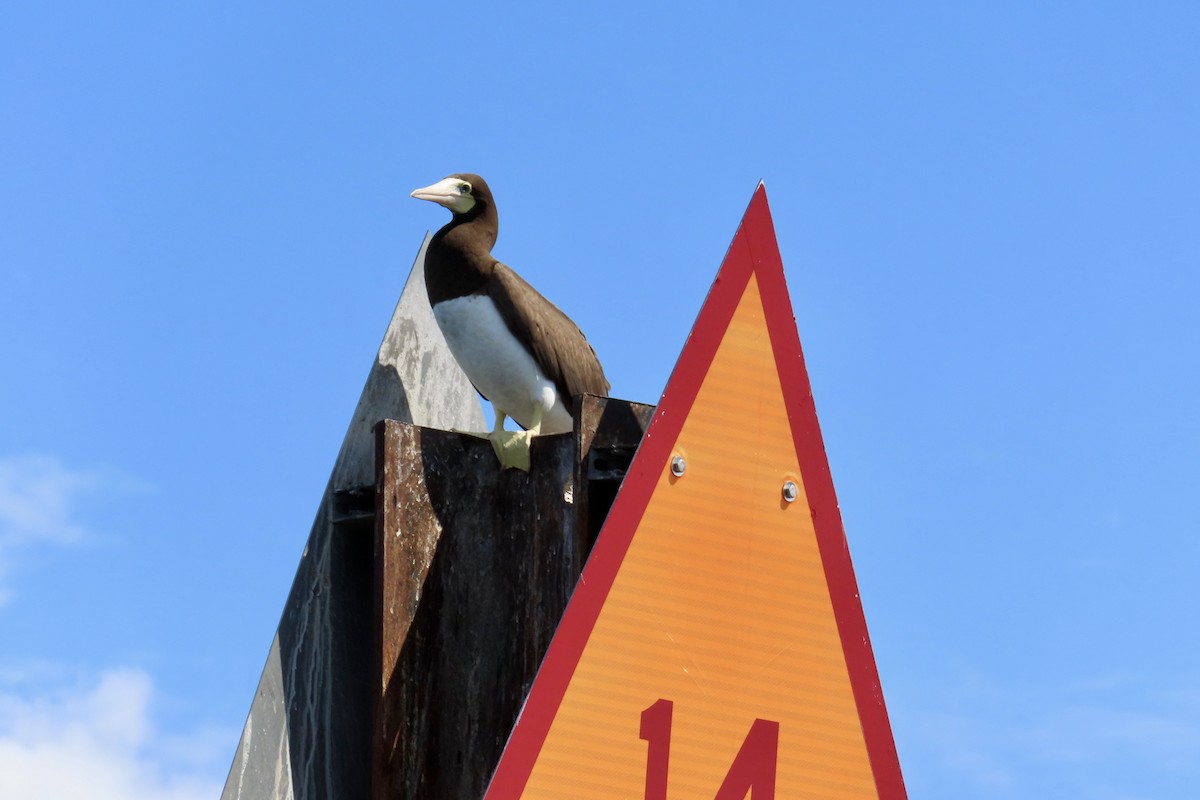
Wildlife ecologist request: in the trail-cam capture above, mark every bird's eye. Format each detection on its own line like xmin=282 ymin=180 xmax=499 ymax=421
xmin=459 ymin=183 xmax=471 ymax=195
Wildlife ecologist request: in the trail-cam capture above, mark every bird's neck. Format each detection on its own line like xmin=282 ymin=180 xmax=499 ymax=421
xmin=426 ymin=207 xmax=499 ymax=304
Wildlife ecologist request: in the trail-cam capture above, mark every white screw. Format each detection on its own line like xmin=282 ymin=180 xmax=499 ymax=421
xmin=671 ymin=455 xmax=686 ymax=477
xmin=782 ymin=480 xmax=798 ymax=503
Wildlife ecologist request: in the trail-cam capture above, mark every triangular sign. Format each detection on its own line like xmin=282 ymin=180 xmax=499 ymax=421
xmin=486 ymin=185 xmax=907 ymax=799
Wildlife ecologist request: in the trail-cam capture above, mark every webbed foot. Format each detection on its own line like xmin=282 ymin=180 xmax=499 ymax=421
xmin=488 ymin=428 xmax=532 ymax=472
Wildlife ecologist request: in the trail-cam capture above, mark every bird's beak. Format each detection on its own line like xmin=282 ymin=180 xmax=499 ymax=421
xmin=410 ymin=177 xmax=465 ymax=209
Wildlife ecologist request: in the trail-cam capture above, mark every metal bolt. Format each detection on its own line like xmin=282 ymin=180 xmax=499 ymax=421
xmin=670 ymin=455 xmax=686 ymax=477
xmin=782 ymin=480 xmax=799 ymax=503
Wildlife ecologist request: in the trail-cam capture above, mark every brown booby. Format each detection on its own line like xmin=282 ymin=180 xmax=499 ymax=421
xmin=411 ymin=173 xmax=610 ymax=470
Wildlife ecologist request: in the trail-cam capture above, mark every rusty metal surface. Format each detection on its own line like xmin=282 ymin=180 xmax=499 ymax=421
xmin=576 ymin=395 xmax=656 ymax=552
xmin=373 ymin=423 xmax=580 ymax=800
xmin=372 ymin=399 xmax=652 ymax=800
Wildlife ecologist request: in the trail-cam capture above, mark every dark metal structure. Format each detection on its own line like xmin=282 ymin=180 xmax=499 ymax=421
xmin=373 ymin=397 xmax=651 ymax=799
xmin=221 ymin=238 xmax=485 ymax=800
xmin=222 ymin=239 xmax=648 ymax=800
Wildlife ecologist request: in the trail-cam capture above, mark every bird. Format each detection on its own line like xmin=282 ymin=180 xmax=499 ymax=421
xmin=411 ymin=173 xmax=610 ymax=470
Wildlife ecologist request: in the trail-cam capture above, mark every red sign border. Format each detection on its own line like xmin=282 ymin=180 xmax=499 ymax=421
xmin=485 ymin=184 xmax=907 ymax=799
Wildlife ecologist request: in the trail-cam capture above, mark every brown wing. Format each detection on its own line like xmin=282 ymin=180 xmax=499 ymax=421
xmin=486 ymin=262 xmax=610 ymax=410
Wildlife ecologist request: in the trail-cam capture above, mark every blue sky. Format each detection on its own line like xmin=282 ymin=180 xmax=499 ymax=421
xmin=2 ymin=3 xmax=1198 ymax=798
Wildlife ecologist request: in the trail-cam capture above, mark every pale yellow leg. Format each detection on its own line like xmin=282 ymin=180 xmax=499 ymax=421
xmin=488 ymin=406 xmax=539 ymax=472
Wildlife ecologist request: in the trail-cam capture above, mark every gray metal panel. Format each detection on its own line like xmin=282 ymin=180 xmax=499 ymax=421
xmin=222 ymin=635 xmax=294 ymax=800
xmin=222 ymin=236 xmax=485 ymax=800
xmin=330 ymin=234 xmax=487 ymax=491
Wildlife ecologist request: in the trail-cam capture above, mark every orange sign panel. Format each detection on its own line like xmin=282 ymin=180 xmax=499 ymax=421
xmin=486 ymin=186 xmax=906 ymax=799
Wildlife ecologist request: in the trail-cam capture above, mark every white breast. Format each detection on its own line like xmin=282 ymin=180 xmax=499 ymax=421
xmin=432 ymin=295 xmax=573 ymax=433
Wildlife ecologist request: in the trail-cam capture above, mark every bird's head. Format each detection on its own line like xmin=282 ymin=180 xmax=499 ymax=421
xmin=411 ymin=173 xmax=491 ymax=217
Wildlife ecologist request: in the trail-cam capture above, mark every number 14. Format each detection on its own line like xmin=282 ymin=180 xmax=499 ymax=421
xmin=640 ymin=699 xmax=779 ymax=800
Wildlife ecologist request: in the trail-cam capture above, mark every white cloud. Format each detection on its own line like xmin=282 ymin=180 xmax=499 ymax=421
xmin=0 ymin=668 xmax=226 ymax=800
xmin=0 ymin=455 xmax=95 ymax=546
xmin=0 ymin=454 xmax=143 ymax=604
